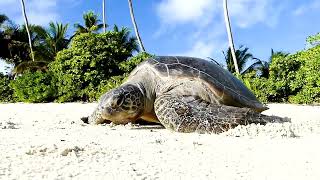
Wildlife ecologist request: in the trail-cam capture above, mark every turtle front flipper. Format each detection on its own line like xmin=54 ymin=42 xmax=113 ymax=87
xmin=154 ymin=95 xmax=290 ymax=134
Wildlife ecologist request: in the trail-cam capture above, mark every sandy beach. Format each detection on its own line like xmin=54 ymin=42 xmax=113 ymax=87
xmin=0 ymin=103 xmax=320 ymax=179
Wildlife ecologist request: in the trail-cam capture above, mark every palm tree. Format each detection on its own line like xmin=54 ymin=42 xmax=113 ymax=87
xmin=223 ymin=0 xmax=239 ymax=74
xmin=0 ymin=14 xmax=9 ymax=59
xmin=222 ymin=45 xmax=258 ymax=74
xmin=5 ymin=24 xmax=46 ymax=75
xmin=113 ymin=25 xmax=139 ymax=53
xmin=102 ymin=0 xmax=106 ymax=33
xmin=127 ymin=0 xmax=145 ymax=52
xmin=20 ymin=0 xmax=35 ymax=62
xmin=269 ymin=49 xmax=289 ymax=60
xmin=0 ymin=14 xmax=8 ymax=26
xmin=243 ymin=49 xmax=289 ymax=78
xmin=13 ymin=22 xmax=70 ymax=74
xmin=36 ymin=22 xmax=69 ymax=60
xmin=74 ymin=11 xmax=105 ymax=34
xmin=3 ymin=24 xmax=41 ymax=65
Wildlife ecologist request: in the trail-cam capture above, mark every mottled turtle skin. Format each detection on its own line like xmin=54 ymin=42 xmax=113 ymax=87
xmin=85 ymin=56 xmax=289 ymax=134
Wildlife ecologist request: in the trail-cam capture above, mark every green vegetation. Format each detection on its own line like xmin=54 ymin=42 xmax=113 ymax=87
xmin=222 ymin=45 xmax=259 ymax=74
xmin=0 ymin=11 xmax=147 ymax=103
xmin=10 ymin=71 xmax=57 ymax=103
xmin=0 ymin=11 xmax=319 ymax=105
xmin=94 ymin=52 xmax=152 ymax=98
xmin=240 ymin=42 xmax=320 ymax=104
xmin=1 ymin=19 xmax=70 ymax=74
xmin=0 ymin=73 xmax=14 ymax=102
xmin=307 ymin=32 xmax=320 ymax=47
xmin=74 ymin=11 xmax=105 ymax=35
xmin=49 ymin=32 xmax=141 ymax=102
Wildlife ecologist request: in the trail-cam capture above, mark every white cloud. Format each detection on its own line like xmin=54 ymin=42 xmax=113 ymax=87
xmin=228 ymin=0 xmax=283 ymax=28
xmin=156 ymin=0 xmax=218 ymax=26
xmin=156 ymin=0 xmax=285 ymax=29
xmin=293 ymin=0 xmax=320 ymax=16
xmin=155 ymin=0 xmax=287 ymax=59
xmin=177 ymin=22 xmax=226 ymax=60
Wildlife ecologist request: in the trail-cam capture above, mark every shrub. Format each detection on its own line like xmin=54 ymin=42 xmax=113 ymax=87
xmin=307 ymin=32 xmax=320 ymax=47
xmin=94 ymin=75 xmax=126 ymax=100
xmin=0 ymin=73 xmax=14 ymax=102
xmin=95 ymin=52 xmax=152 ymax=100
xmin=119 ymin=52 xmax=152 ymax=72
xmin=267 ymin=55 xmax=301 ymax=102
xmin=239 ymin=72 xmax=270 ymax=103
xmin=49 ymin=32 xmax=137 ymax=102
xmin=288 ymin=45 xmax=320 ymax=104
xmin=241 ymin=44 xmax=320 ymax=104
xmin=10 ymin=71 xmax=57 ymax=103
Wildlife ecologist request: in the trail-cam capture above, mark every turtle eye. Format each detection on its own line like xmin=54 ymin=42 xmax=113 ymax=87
xmin=115 ymin=95 xmax=124 ymax=106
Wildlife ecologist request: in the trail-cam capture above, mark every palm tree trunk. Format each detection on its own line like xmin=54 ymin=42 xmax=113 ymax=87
xmin=223 ymin=0 xmax=239 ymax=74
xmin=127 ymin=0 xmax=145 ymax=52
xmin=20 ymin=0 xmax=35 ymax=62
xmin=102 ymin=0 xmax=106 ymax=33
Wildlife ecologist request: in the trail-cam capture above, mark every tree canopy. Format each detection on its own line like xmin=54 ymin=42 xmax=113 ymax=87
xmin=74 ymin=11 xmax=105 ymax=35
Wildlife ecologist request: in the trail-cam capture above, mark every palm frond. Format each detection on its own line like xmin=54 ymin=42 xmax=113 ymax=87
xmin=74 ymin=23 xmax=87 ymax=34
xmin=0 ymin=14 xmax=8 ymax=25
xmin=207 ymin=57 xmax=224 ymax=68
xmin=223 ymin=45 xmax=260 ymax=74
xmin=241 ymin=58 xmax=263 ymax=74
xmin=113 ymin=25 xmax=119 ymax=32
xmin=95 ymin=23 xmax=105 ymax=31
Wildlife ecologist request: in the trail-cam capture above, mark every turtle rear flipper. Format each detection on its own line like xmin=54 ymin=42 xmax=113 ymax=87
xmin=154 ymin=95 xmax=290 ymax=134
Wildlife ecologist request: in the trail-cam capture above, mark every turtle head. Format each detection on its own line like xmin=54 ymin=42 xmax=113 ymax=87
xmin=98 ymin=84 xmax=144 ymax=124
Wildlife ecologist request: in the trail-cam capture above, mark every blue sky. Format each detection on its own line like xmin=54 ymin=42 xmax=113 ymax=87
xmin=1 ymin=0 xmax=320 ymax=73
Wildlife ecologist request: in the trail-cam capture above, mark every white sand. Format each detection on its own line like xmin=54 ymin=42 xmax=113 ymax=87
xmin=0 ymin=103 xmax=320 ymax=179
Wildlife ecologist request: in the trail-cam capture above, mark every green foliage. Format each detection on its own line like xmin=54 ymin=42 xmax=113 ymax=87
xmin=34 ymin=22 xmax=70 ymax=61
xmin=236 ymin=72 xmax=269 ymax=103
xmin=95 ymin=75 xmax=126 ymax=100
xmin=288 ymin=45 xmax=320 ymax=103
xmin=74 ymin=11 xmax=105 ymax=34
xmin=10 ymin=71 xmax=57 ymax=103
xmin=241 ymin=45 xmax=320 ymax=104
xmin=306 ymin=32 xmax=320 ymax=47
xmin=0 ymin=73 xmax=14 ymax=102
xmin=13 ymin=60 xmax=49 ymax=75
xmin=2 ymin=11 xmax=318 ymax=105
xmin=119 ymin=52 xmax=152 ymax=72
xmin=49 ymin=32 xmax=138 ymax=102
xmin=267 ymin=54 xmax=301 ymax=102
xmin=95 ymin=52 xmax=152 ymax=100
xmin=0 ymin=14 xmax=8 ymax=25
xmin=222 ymin=45 xmax=260 ymax=74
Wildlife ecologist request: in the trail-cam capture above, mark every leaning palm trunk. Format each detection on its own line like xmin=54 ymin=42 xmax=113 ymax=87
xmin=20 ymin=0 xmax=35 ymax=62
xmin=223 ymin=0 xmax=239 ymax=74
xmin=102 ymin=0 xmax=106 ymax=33
xmin=127 ymin=0 xmax=145 ymax=52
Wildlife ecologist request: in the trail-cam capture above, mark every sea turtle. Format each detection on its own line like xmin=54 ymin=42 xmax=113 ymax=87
xmin=83 ymin=56 xmax=289 ymax=134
